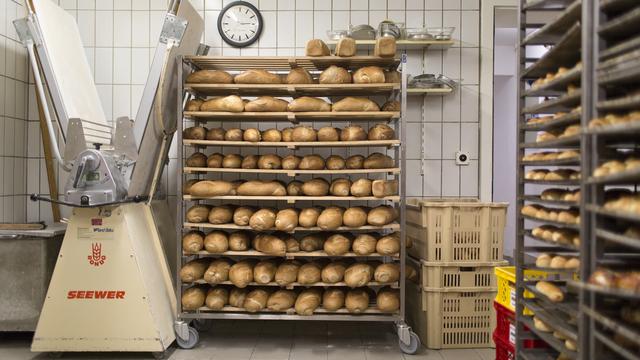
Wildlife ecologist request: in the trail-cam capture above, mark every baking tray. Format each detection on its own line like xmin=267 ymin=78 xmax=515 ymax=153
xmin=521 ymin=157 xmax=581 ymax=166
xmin=567 ymin=279 xmax=640 ymax=300
xmin=521 ymin=195 xmax=579 ymax=207
xmin=587 ymin=167 xmax=640 ymax=185
xmin=520 ymin=135 xmax=581 ymax=149
xmin=582 ymin=305 xmax=640 ymax=348
xmin=523 ymin=281 xmax=579 ymax=319
xmin=600 ymin=35 xmax=640 ymax=61
xmin=521 ymin=24 xmax=582 ymax=79
xmin=523 ymin=0 xmax=582 ymax=45
xmin=519 ymin=349 xmax=563 ymax=360
xmin=586 ymin=121 xmax=640 ymax=136
xmin=522 ymin=112 xmax=581 ymax=131
xmin=520 ymin=315 xmax=578 ymax=359
xmin=522 ymin=298 xmax=578 ymax=341
xmin=523 ymin=230 xmax=580 ymax=251
xmin=600 ymin=7 xmax=640 ymax=39
xmin=597 ymin=92 xmax=640 ymax=112
xmin=522 ymin=178 xmax=581 ymax=186
xmin=587 ymin=204 xmax=640 ymax=223
xmin=594 ymin=330 xmax=640 ymax=360
xmin=524 ymin=66 xmax=581 ymax=97
xmin=596 ymin=228 xmax=640 ymax=250
xmin=522 ymin=91 xmax=582 ymax=114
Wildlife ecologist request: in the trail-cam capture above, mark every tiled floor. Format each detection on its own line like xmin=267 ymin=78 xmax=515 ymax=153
xmin=0 ymin=321 xmax=493 ymax=360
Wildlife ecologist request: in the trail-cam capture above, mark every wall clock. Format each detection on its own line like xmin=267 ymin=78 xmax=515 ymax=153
xmin=217 ymin=1 xmax=263 ymax=48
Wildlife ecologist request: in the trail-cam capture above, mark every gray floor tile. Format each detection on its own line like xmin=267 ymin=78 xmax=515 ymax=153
xmin=402 ymin=348 xmax=444 ymax=359
xmin=364 ymin=345 xmax=404 ymax=360
xmin=474 ymin=348 xmax=495 ymax=360
xmin=439 ymin=349 xmax=484 ymax=360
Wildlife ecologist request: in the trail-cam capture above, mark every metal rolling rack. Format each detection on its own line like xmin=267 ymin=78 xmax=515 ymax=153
xmin=174 ymin=54 xmax=420 ymax=353
xmin=516 ymin=1 xmax=585 ymax=359
xmin=575 ymin=1 xmax=640 ymax=359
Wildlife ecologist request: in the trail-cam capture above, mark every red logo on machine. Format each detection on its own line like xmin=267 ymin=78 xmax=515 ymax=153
xmin=91 ymin=218 xmax=102 ymax=225
xmin=88 ymin=243 xmax=106 ymax=266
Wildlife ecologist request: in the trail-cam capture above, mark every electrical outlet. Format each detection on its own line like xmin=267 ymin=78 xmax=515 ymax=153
xmin=456 ymin=151 xmax=470 ymax=166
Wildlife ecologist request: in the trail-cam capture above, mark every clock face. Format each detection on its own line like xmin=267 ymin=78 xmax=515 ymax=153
xmin=218 ymin=1 xmax=263 ymax=48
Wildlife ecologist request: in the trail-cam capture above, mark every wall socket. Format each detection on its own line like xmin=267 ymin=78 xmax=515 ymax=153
xmin=455 ymin=151 xmax=470 ymax=166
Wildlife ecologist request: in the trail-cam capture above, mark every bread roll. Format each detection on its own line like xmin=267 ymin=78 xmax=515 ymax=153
xmin=180 ymin=258 xmax=209 ymax=282
xmin=206 ymin=128 xmax=225 ymax=140
xmin=372 ymin=180 xmax=398 ymax=197
xmin=364 ymin=153 xmax=394 ymax=168
xmin=186 ymin=205 xmax=210 ymax=223
xmin=232 ymin=207 xmax=255 ymax=226
xmin=324 ymin=234 xmax=352 ymax=255
xmin=374 ymin=36 xmax=396 ymax=57
xmin=243 ymin=288 xmax=270 ymax=313
xmin=228 ymin=288 xmax=248 ymax=308
xmin=275 ymin=260 xmax=301 ymax=285
xmin=186 ymin=70 xmax=233 ymax=84
xmin=235 ymin=69 xmax=281 ymax=84
xmin=353 ymin=234 xmax=377 ymax=255
xmin=343 ymin=207 xmax=368 ymax=227
xmin=183 ymin=179 xmax=199 ymax=195
xmin=185 ymin=99 xmax=203 ymax=111
xmin=536 ymin=253 xmax=552 ymax=268
xmin=249 ymin=209 xmax=277 ymax=230
xmin=332 ymin=97 xmax=380 ymax=112
xmin=286 ymin=67 xmax=314 ymax=84
xmin=536 ymin=281 xmax=564 ymax=302
xmin=204 ymin=258 xmax=233 ymax=284
xmin=281 ymin=127 xmax=293 ymax=142
xmin=275 ymin=208 xmax=299 ymax=232
xmin=346 ymin=155 xmax=365 ymax=169
xmin=322 ymin=288 xmax=345 ymax=311
xmin=353 ymin=66 xmax=385 ymax=84
xmin=288 ymin=97 xmax=331 ymax=112
xmin=201 ymin=95 xmax=244 ymax=112
xmin=204 ymin=231 xmax=229 ymax=253
xmin=335 ymin=37 xmax=356 ymax=57
xmin=322 ymin=261 xmax=347 ymax=283
xmin=205 ymin=286 xmax=229 ymax=310
xmin=300 ymin=234 xmax=325 ymax=251
xmin=239 ymin=155 xmax=258 ymax=169
xmin=376 ymin=232 xmax=400 ymax=255
xmin=306 ymin=39 xmax=330 ymax=56
xmin=295 ymin=288 xmax=322 ymax=315
xmin=340 ymin=125 xmax=367 ymax=141
xmin=181 ymin=286 xmax=206 ymax=310
xmin=208 ymin=205 xmax=234 ymax=224
xmin=291 ymin=126 xmax=317 ymax=142
xmin=302 ymin=178 xmax=330 ymax=196
xmin=242 ymin=128 xmax=261 ymax=142
xmin=222 ymin=154 xmax=243 ymax=168
xmin=257 ymin=154 xmax=282 ymax=169
xmin=237 ymin=180 xmax=287 ymax=196
xmin=189 ymin=180 xmax=234 ymax=197
xmin=253 ymin=234 xmax=286 ymax=255
xmin=533 ymin=316 xmax=553 ymax=332
xmin=245 ymin=96 xmax=288 ymax=112
xmin=350 ymin=179 xmax=373 ymax=197
xmin=297 ymin=207 xmax=323 ymax=229
xmin=299 ymin=155 xmax=325 ymax=170
xmin=183 ymin=126 xmax=207 ymax=140
xmin=376 ymin=287 xmax=399 ymax=313
xmin=368 ymin=124 xmax=395 ymax=140
xmin=330 ymin=178 xmax=352 ymax=196
xmin=224 ymin=128 xmax=243 ymax=141
xmin=229 ymin=260 xmax=255 ymax=288
xmin=326 ymin=155 xmax=346 ymax=170
xmin=345 ymin=263 xmax=373 ymax=288
xmin=319 ymin=65 xmax=352 ymax=84
xmin=254 ymin=260 xmax=278 ymax=284
xmin=207 ymin=153 xmax=224 ymax=168
xmin=297 ymin=262 xmax=322 ymax=284
xmin=317 ymin=207 xmax=344 ymax=230
xmin=367 ymin=206 xmax=398 ymax=226
xmin=381 ymin=100 xmax=400 ymax=111
xmin=286 ymin=181 xmax=304 ymax=196
xmin=384 ymin=70 xmax=401 ymax=83
xmin=346 ymin=288 xmax=370 ymax=313
xmin=267 ymin=289 xmax=297 ymax=311
xmin=284 ymin=235 xmax=300 ymax=252
xmin=186 ymin=152 xmax=207 ymax=167
xmin=182 ymin=231 xmax=205 ymax=252
xmin=550 ymin=256 xmax=568 ymax=269
xmin=282 ymin=155 xmax=301 ymax=170
xmin=317 ymin=127 xmax=340 ymax=141
xmin=374 ymin=263 xmax=400 ymax=283
xmin=260 ymin=129 xmax=282 ymax=142
xmin=564 ymin=258 xmax=580 ymax=269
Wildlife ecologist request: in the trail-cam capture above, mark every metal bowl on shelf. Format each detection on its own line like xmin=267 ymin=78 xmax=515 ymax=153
xmin=326 ymin=30 xmax=349 ymax=41
xmin=405 ymin=28 xmax=434 ymax=40
xmin=377 ymin=21 xmax=404 ymax=39
xmin=349 ymin=24 xmax=376 ymax=40
xmin=426 ymin=27 xmax=455 ymax=41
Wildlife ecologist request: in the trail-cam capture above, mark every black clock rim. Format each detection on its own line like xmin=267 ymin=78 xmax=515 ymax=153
xmin=218 ymin=1 xmax=263 ymax=48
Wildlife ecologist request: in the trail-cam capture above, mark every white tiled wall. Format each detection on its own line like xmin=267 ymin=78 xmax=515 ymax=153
xmin=7 ymin=0 xmax=482 ymax=223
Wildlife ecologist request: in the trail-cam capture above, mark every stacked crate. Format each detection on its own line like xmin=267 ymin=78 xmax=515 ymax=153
xmin=404 ymin=198 xmax=508 ymax=349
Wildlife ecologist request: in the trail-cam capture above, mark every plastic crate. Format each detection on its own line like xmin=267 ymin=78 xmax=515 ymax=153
xmin=419 ymin=259 xmax=508 ymax=290
xmin=493 ymin=330 xmax=515 ymax=360
xmin=494 ymin=301 xmax=548 ymax=349
xmin=406 ymin=198 xmax=507 ymax=263
xmin=406 ymin=281 xmax=496 ymax=349
xmin=495 ymin=266 xmax=555 ymax=315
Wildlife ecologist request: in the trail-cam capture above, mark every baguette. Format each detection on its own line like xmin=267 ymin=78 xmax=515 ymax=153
xmin=536 ymin=281 xmax=564 ymax=302
xmin=186 ymin=70 xmax=233 ymax=84
xmin=200 ymin=95 xmax=245 ymax=112
xmin=332 ymin=97 xmax=380 ymax=112
xmin=234 ymin=69 xmax=281 ymax=84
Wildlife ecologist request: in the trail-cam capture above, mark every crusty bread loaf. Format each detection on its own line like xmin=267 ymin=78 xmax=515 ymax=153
xmin=286 ymin=67 xmax=314 ymax=84
xmin=186 ymin=152 xmax=207 ymax=167
xmin=288 ymin=97 xmax=331 ymax=112
xmin=206 ymin=128 xmax=226 ymax=140
xmin=536 ymin=281 xmax=564 ymax=302
xmin=374 ymin=36 xmax=396 ymax=58
xmin=384 ymin=70 xmax=401 ymax=83
xmin=335 ymin=37 xmax=356 ymax=57
xmin=368 ymin=124 xmax=395 ymax=140
xmin=183 ymin=126 xmax=207 ymax=140
xmin=319 ymin=65 xmax=352 ymax=84
xmin=305 ymin=39 xmax=330 ymax=56
xmin=340 ymin=125 xmax=367 ymax=141
xmin=381 ymin=100 xmax=400 ymax=111
xmin=364 ymin=153 xmax=394 ymax=168
xmin=244 ymin=96 xmax=289 ymax=112
xmin=186 ymin=205 xmax=210 ymax=223
xmin=332 ymin=97 xmax=380 ymax=112
xmin=353 ymin=66 xmax=385 ymax=84
xmin=189 ymin=180 xmax=234 ymax=197
xmin=237 ymin=180 xmax=287 ymax=196
xmin=185 ymin=99 xmax=203 ymax=111
xmin=201 ymin=95 xmax=245 ymax=112
xmin=350 ymin=179 xmax=372 ymax=197
xmin=234 ymin=69 xmax=281 ymax=84
xmin=317 ymin=127 xmax=341 ymax=141
xmin=182 ymin=230 xmax=204 ymax=252
xmin=186 ymin=70 xmax=233 ymax=84
xmin=372 ymin=180 xmax=398 ymax=198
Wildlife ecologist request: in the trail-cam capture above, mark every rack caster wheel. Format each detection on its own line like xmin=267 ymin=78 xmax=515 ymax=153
xmin=47 ymin=352 xmax=63 ymax=358
xmin=176 ymin=326 xmax=199 ymax=349
xmin=399 ymin=331 xmax=420 ymax=355
xmin=192 ymin=318 xmax=213 ymax=332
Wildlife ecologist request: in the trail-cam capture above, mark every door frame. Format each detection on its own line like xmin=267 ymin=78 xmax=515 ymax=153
xmin=479 ymin=0 xmax=518 ymax=201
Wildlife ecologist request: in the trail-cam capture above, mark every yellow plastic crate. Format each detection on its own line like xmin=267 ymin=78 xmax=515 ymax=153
xmin=495 ymin=266 xmax=552 ymax=316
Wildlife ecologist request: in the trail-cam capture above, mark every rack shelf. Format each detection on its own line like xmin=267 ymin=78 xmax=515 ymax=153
xmin=184 ymin=249 xmax=399 ymax=259
xmin=522 ymin=91 xmax=582 ymax=114
xmin=586 ymin=204 xmax=640 ymax=223
xmin=524 ymin=230 xmax=580 ymax=252
xmin=595 ymin=228 xmax=640 ymax=250
xmin=183 ymin=139 xmax=401 ymax=148
xmin=524 ymin=67 xmax=581 ymax=97
xmin=522 ymin=215 xmax=581 ymax=230
xmin=183 ymin=222 xmax=401 ymax=232
xmin=183 ymin=195 xmax=400 ymax=203
xmin=521 ymin=112 xmax=581 ymax=131
xmin=184 ymin=167 xmax=401 ymax=176
xmin=522 ymin=179 xmax=581 ymax=186
xmin=186 ymin=83 xmax=399 ymax=97
xmin=325 ymin=39 xmax=454 ymax=50
xmin=523 ymin=0 xmax=582 ymax=45
xmin=523 ymin=0 xmax=575 ymax=11
xmin=586 ymin=167 xmax=640 ymax=184
xmin=520 ymin=316 xmax=578 ymax=359
xmin=599 ymin=7 xmax=640 ymax=39
xmin=567 ymin=279 xmax=640 ymax=300
xmin=521 ymin=23 xmax=582 ymax=79
xmin=520 ymin=135 xmax=581 ymax=149
xmin=183 ymin=280 xmax=400 ymax=289
xmin=585 ymin=121 xmax=640 ymax=136
xmin=521 ymin=195 xmax=579 ymax=207
xmin=406 ymin=87 xmax=453 ymax=96
xmin=594 ymin=330 xmax=640 ymax=360
xmin=582 ymin=305 xmax=640 ymax=348
xmin=185 ymin=55 xmax=400 ymax=71
xmin=521 ymin=157 xmax=580 ymax=166
xmin=185 ymin=111 xmax=400 ymax=122
xmin=597 ymin=93 xmax=640 ymax=112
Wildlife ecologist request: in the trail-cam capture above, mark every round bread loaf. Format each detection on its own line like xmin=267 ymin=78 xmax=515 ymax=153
xmin=364 ymin=153 xmax=394 ymax=169
xmin=302 ymin=178 xmax=330 ymax=196
xmin=180 ymin=258 xmax=209 ymax=282
xmin=241 ymin=155 xmax=258 ymax=169
xmin=317 ymin=207 xmax=344 ymax=230
xmin=243 ymin=128 xmax=261 ymax=142
xmin=234 ymin=69 xmax=281 ymax=84
xmin=233 ymin=207 xmax=255 ymax=226
xmin=286 ymin=67 xmax=314 ymax=84
xmin=350 ymin=179 xmax=372 ymax=197
xmin=208 ymin=205 xmax=234 ymax=224
xmin=243 ymin=288 xmax=270 ymax=313
xmin=367 ymin=206 xmax=398 ymax=226
xmin=299 ymin=155 xmax=325 ymax=170
xmin=374 ymin=263 xmax=400 ymax=283
xmin=300 ymin=234 xmax=325 ymax=251
xmin=282 ymin=155 xmax=301 ymax=170
xmin=182 ymin=286 xmax=206 ymax=310
xmin=225 ymin=128 xmax=244 ymax=141
xmin=275 ymin=260 xmax=301 ymax=285
xmin=345 ymin=288 xmax=370 ymax=313
xmin=299 ymin=208 xmax=322 ymax=228
xmin=295 ymin=288 xmax=322 ymax=315
xmin=346 ymin=155 xmax=365 ymax=169
xmin=340 ymin=125 xmax=367 ymax=141
xmin=376 ymin=232 xmax=400 ymax=255
xmin=288 ymin=97 xmax=331 ymax=112
xmin=204 ymin=231 xmax=229 ymax=253
xmin=228 ymin=288 xmax=248 ymax=308
xmin=183 ymin=126 xmax=206 ymax=140
xmin=322 ymin=288 xmax=345 ymax=311
xmin=204 ymin=258 xmax=232 ymax=284
xmin=228 ymin=231 xmax=251 ymax=251
xmin=381 ymin=100 xmax=400 ymax=111
xmin=352 ymin=234 xmax=377 ymax=255
xmin=267 ymin=289 xmax=297 ymax=311
xmin=305 ymin=39 xmax=330 ymax=57
xmin=207 ymin=153 xmax=224 ymax=168
xmin=319 ymin=65 xmax=352 ymax=84
xmin=329 ymin=178 xmax=352 ymax=197
xmin=332 ymin=97 xmax=380 ymax=112
xmin=253 ymin=260 xmax=278 ymax=284
xmin=298 ymin=262 xmax=322 ymax=284
xmin=244 ymin=96 xmax=288 ymax=112
xmin=368 ymin=124 xmax=395 ymax=140
xmin=292 ymin=126 xmax=318 ymax=142
xmin=222 ymin=154 xmax=243 ymax=168
xmin=322 ymin=262 xmax=347 ymax=283
xmin=262 ymin=128 xmax=282 ymax=142
xmin=253 ymin=234 xmax=286 ymax=255
xmin=229 ymin=260 xmax=255 ymax=288
xmin=201 ymin=95 xmax=244 ymax=112
xmin=343 ymin=207 xmax=368 ymax=227
xmin=376 ymin=287 xmax=399 ymax=313
xmin=326 ymin=155 xmax=346 ymax=170
xmin=257 ymin=154 xmax=282 ymax=169
xmin=186 ymin=152 xmax=207 ymax=167
xmin=353 ymin=66 xmax=385 ymax=84
xmin=317 ymin=127 xmax=340 ymax=141
xmin=182 ymin=230 xmax=204 ymax=252
xmin=206 ymin=127 xmax=226 ymax=140
xmin=205 ymin=286 xmax=229 ymax=310
xmin=275 ymin=208 xmax=299 ymax=232
xmin=186 ymin=205 xmax=210 ymax=223
xmin=324 ymin=234 xmax=352 ymax=256
xmin=249 ymin=209 xmax=277 ymax=230
xmin=344 ymin=263 xmax=373 ymax=288
xmin=282 ymin=127 xmax=294 ymax=142
xmin=286 ymin=181 xmax=304 ymax=196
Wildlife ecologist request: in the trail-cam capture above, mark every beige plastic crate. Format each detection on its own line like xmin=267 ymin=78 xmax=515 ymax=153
xmin=419 ymin=260 xmax=508 ymax=290
xmin=406 ymin=281 xmax=497 ymax=349
xmin=406 ymin=198 xmax=508 ymax=262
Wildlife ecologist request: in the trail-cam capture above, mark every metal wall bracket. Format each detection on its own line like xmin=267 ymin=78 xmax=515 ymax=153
xmin=160 ymin=14 xmax=187 ymax=46
xmin=63 ymin=118 xmax=88 ymax=163
xmin=113 ymin=117 xmax=139 ymax=162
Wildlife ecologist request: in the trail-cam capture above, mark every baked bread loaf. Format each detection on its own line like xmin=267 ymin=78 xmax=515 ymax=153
xmin=286 ymin=67 xmax=314 ymax=84
xmin=267 ymin=289 xmax=297 ymax=311
xmin=319 ymin=65 xmax=352 ymax=84
xmin=257 ymin=154 xmax=282 ymax=169
xmin=185 ymin=99 xmax=203 ymax=111
xmin=189 ymin=180 xmax=234 ymax=197
xmin=295 ymin=288 xmax=322 ymax=315
xmin=253 ymin=234 xmax=286 ymax=255
xmin=275 ymin=208 xmax=299 ymax=232
xmin=322 ymin=288 xmax=345 ymax=311
xmin=183 ymin=126 xmax=207 ymax=140
xmin=182 ymin=286 xmax=206 ymax=310
xmin=368 ymin=124 xmax=395 ymax=140
xmin=353 ymin=66 xmax=385 ymax=83
xmin=343 ymin=207 xmax=368 ymax=227
xmin=249 ymin=209 xmax=277 ymax=231
xmin=186 ymin=70 xmax=233 ymax=84
xmin=376 ymin=287 xmax=399 ymax=313
xmin=335 ymin=37 xmax=356 ymax=57
xmin=306 ymin=39 xmax=330 ymax=56
xmin=282 ymin=155 xmax=301 ymax=170
xmin=372 ymin=180 xmax=398 ymax=197
xmin=208 ymin=206 xmax=234 ymax=224
xmin=244 ymin=96 xmax=289 ymax=112
xmin=344 ymin=263 xmax=373 ymax=288
xmin=229 ymin=231 xmax=251 ymax=250
xmin=302 ymin=178 xmax=330 ymax=196
xmin=367 ymin=206 xmax=398 ymax=226
xmin=299 ymin=155 xmax=325 ymax=170
xmin=204 ymin=231 xmax=229 ymax=253
xmin=299 ymin=208 xmax=322 ymax=228
xmin=346 ymin=289 xmax=370 ymax=313
xmin=206 ymin=128 xmax=225 ymax=140
xmin=326 ymin=155 xmax=346 ymax=169
xmin=346 ymin=155 xmax=365 ymax=169
xmin=233 ymin=207 xmax=255 ymax=226
xmin=350 ymin=179 xmax=373 ymax=197
xmin=237 ymin=180 xmax=287 ymax=196
xmin=222 ymin=154 xmax=242 ymax=168
xmin=317 ymin=127 xmax=341 ymax=141
xmin=201 ymin=95 xmax=245 ymax=112
xmin=364 ymin=153 xmax=394 ymax=169
xmin=275 ymin=261 xmax=301 ymax=285
xmin=324 ymin=234 xmax=352 ymax=256
xmin=329 ymin=178 xmax=351 ymax=197
xmin=186 ymin=205 xmax=210 ymax=223
xmin=234 ymin=69 xmax=281 ymax=84
xmin=204 ymin=259 xmax=232 ymax=284
xmin=241 ymin=155 xmax=258 ymax=169
xmin=352 ymin=234 xmax=377 ymax=255
xmin=292 ymin=126 xmax=318 ymax=142
xmin=288 ymin=97 xmax=331 ymax=112
xmin=224 ymin=128 xmax=243 ymax=141
xmin=180 ymin=258 xmax=209 ymax=282
xmin=332 ymin=97 xmax=380 ymax=112
xmin=206 ymin=153 xmax=223 ymax=168
xmin=374 ymin=36 xmax=396 ymax=57
xmin=317 ymin=207 xmax=345 ymax=230
xmin=381 ymin=100 xmax=400 ymax=111
xmin=536 ymin=281 xmax=564 ymax=302
xmin=385 ymin=70 xmax=401 ymax=83
xmin=186 ymin=152 xmax=207 ymax=167
xmin=182 ymin=231 xmax=204 ymax=252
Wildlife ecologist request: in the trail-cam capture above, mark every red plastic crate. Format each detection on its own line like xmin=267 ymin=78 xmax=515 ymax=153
xmin=494 ymin=331 xmax=515 ymax=360
xmin=493 ymin=301 xmax=547 ymax=349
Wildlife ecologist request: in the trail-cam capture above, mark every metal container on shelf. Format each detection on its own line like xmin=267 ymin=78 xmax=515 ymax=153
xmin=0 ymin=223 xmax=65 ymax=331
